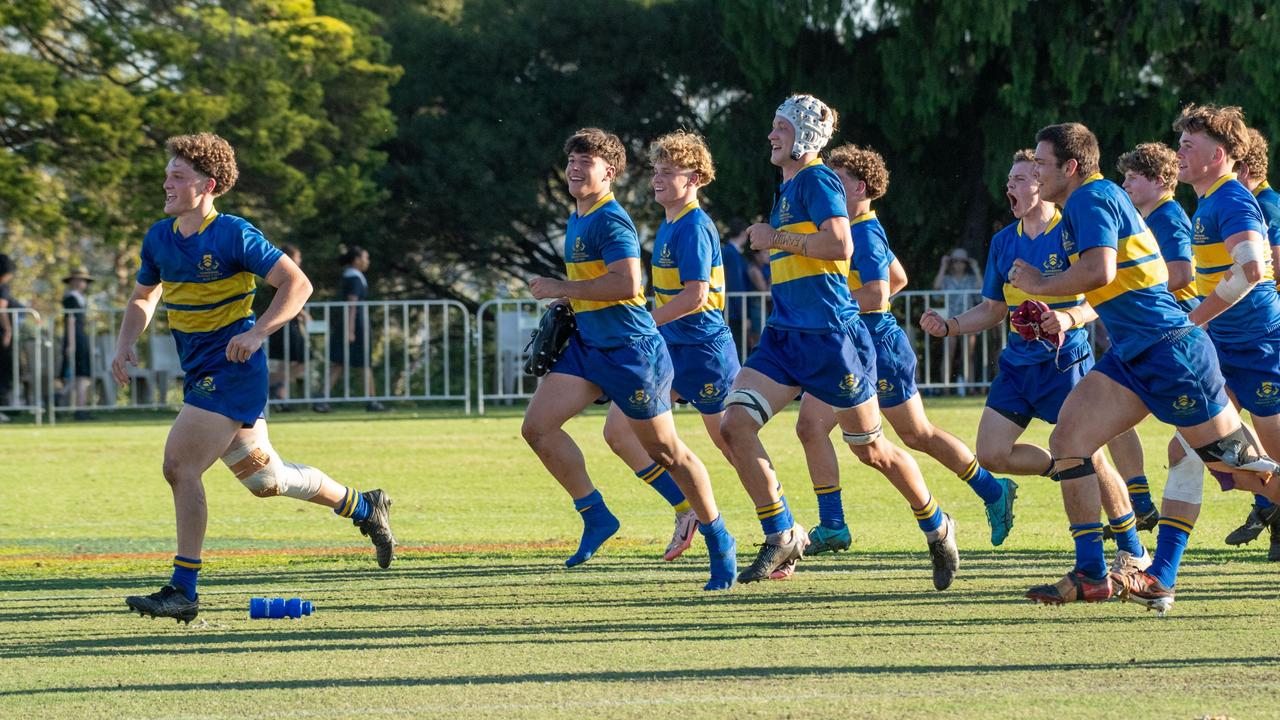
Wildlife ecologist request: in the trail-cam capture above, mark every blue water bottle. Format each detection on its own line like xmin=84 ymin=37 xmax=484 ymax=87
xmin=249 ymin=597 xmax=315 ymax=619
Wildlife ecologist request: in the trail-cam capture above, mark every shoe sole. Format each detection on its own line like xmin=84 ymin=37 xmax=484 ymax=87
xmin=125 ymin=599 xmax=199 ymax=624
xmin=663 ymin=525 xmax=697 ymax=562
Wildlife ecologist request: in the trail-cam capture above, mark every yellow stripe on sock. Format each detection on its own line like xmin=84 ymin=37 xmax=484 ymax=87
xmin=341 ymin=489 xmax=358 ymax=517
xmin=1111 ymin=517 xmax=1136 ymax=532
xmin=1159 ymin=516 xmax=1195 ymax=533
xmin=1071 ymin=527 xmax=1104 ymax=538
xmin=912 ymin=497 xmax=938 ymax=519
xmin=172 ymin=558 xmax=202 ymax=569
xmin=641 ymin=466 xmax=665 ymax=483
xmin=757 ymin=506 xmax=786 ymax=519
xmin=814 ymin=484 xmax=842 ymax=495
xmin=673 ymin=500 xmax=691 ymax=514
xmin=959 ymin=459 xmax=979 ymax=482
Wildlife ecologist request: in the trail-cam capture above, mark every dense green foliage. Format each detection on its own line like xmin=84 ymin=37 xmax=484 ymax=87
xmin=4 ymin=0 xmax=1279 ymax=305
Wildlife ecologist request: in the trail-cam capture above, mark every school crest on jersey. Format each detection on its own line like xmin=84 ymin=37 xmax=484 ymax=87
xmin=1044 ymin=253 xmax=1064 ymax=273
xmin=658 ymin=241 xmax=674 ymax=266
xmin=571 ymin=236 xmax=587 ymax=262
xmin=778 ymin=197 xmax=792 ymax=225
xmin=1193 ymin=217 xmax=1206 ymax=243
xmin=197 ymin=253 xmax=222 ymax=280
xmin=1060 ymin=229 xmax=1075 ymax=255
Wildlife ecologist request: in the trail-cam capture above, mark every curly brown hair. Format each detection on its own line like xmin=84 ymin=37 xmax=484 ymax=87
xmin=563 ymin=127 xmax=627 ymax=176
xmin=827 ymin=143 xmax=889 ymax=200
xmin=1011 ymin=148 xmax=1036 ymax=164
xmin=1035 ymin=123 xmax=1100 ymax=177
xmin=648 ymin=130 xmax=716 ymax=186
xmin=165 ymin=133 xmax=239 ymax=196
xmin=1171 ymin=104 xmax=1250 ymax=161
xmin=1238 ymin=127 xmax=1270 ymax=180
xmin=1116 ymin=142 xmax=1179 ymax=192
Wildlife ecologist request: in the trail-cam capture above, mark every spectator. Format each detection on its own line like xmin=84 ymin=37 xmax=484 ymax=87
xmin=721 ymin=219 xmax=750 ymax=351
xmin=60 ymin=267 xmax=94 ymax=420
xmin=316 ymin=245 xmax=386 ymax=413
xmin=268 ymin=244 xmax=310 ymax=411
xmin=933 ymin=247 xmax=982 ymax=393
xmin=0 ymin=254 xmax=18 ymax=421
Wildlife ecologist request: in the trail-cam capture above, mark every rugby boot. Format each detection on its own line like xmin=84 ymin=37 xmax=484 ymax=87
xmin=1026 ymin=570 xmax=1112 ymax=605
xmin=1109 ymin=548 xmax=1153 ymax=576
xmin=1103 ymin=507 xmax=1158 ymax=540
xmin=125 ymin=585 xmax=200 ymax=624
xmin=663 ymin=509 xmax=698 ymax=561
xmin=1111 ymin=569 xmax=1175 ymax=614
xmin=1224 ymin=504 xmax=1280 ymax=546
xmin=355 ymin=489 xmax=396 ymax=569
xmin=738 ymin=524 xmax=809 ymax=583
xmin=803 ymin=522 xmax=851 ymax=556
xmin=928 ymin=513 xmax=960 ymax=590
xmin=984 ymin=478 xmax=1018 ymax=546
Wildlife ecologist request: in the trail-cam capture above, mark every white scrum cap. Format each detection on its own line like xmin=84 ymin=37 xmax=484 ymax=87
xmin=776 ymin=94 xmax=836 ymax=160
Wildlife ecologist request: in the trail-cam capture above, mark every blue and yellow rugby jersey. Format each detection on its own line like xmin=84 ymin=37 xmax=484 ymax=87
xmin=1192 ymin=174 xmax=1280 ymax=343
xmin=1253 ymin=181 xmax=1280 ymax=248
xmin=1060 ymin=174 xmax=1188 ymax=361
xmin=1146 ymin=196 xmax=1197 ymax=303
xmin=564 ymin=193 xmax=659 ymax=348
xmin=651 ymin=202 xmax=729 ymax=345
xmin=137 ymin=212 xmax=283 ymax=372
xmin=767 ymin=159 xmax=854 ymax=332
xmin=846 ymin=211 xmax=898 ymax=338
xmin=982 ymin=210 xmax=1090 ymax=366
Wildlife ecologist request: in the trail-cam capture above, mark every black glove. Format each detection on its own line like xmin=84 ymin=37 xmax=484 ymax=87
xmin=523 ymin=303 xmax=577 ymax=377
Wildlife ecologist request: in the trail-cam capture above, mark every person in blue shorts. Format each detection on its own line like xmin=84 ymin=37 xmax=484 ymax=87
xmin=114 ymin=133 xmax=396 ymax=623
xmin=1225 ymin=126 xmax=1280 ymax=556
xmin=1101 ymin=143 xmax=1200 ymax=537
xmin=1011 ymin=121 xmax=1278 ymax=612
xmin=523 ymin=128 xmax=736 ymax=591
xmin=599 ymin=130 xmax=741 ymax=565
xmin=719 ymin=95 xmax=959 ymax=589
xmin=921 ymin=149 xmax=1146 ymax=564
xmin=793 ymin=143 xmax=1016 ymax=563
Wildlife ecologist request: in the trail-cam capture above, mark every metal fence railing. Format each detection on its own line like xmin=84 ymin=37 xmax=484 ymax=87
xmin=0 ymin=290 xmax=1061 ymax=422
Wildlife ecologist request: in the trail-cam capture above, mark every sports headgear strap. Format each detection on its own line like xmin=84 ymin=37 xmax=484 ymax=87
xmin=776 ymin=95 xmax=835 ymax=160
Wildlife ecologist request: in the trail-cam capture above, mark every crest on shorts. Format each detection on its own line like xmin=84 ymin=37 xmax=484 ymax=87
xmin=629 ymin=389 xmax=652 ymax=407
xmin=699 ymin=383 xmax=720 ymax=400
xmin=839 ymin=374 xmax=860 ymax=392
xmin=877 ymin=378 xmax=893 ymax=395
xmin=1172 ymin=395 xmax=1196 ymax=412
xmin=1258 ymin=382 xmax=1279 ymax=401
xmin=194 ymin=376 xmax=216 ymax=395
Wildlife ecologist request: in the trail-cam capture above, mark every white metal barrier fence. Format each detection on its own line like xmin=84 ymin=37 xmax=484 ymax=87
xmin=4 ymin=291 xmax=1024 ymax=422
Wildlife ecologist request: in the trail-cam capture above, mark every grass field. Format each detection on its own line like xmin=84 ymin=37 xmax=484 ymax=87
xmin=1 ymin=398 xmax=1278 ymax=718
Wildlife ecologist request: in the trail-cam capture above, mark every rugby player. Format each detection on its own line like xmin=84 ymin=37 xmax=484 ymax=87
xmin=523 ymin=128 xmax=736 ymax=590
xmin=719 ymin=96 xmax=959 ymax=589
xmin=117 ymin=133 xmax=396 ymax=623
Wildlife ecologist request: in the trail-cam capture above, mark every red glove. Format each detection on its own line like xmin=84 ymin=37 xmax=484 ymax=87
xmin=1010 ymin=299 xmax=1063 ymax=348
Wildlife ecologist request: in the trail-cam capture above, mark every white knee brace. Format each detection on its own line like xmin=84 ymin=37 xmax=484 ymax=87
xmin=1164 ymin=453 xmax=1205 ymax=505
xmin=725 ymin=388 xmax=774 ymax=427
xmin=222 ymin=432 xmax=328 ymax=500
xmin=842 ymin=423 xmax=883 ymax=446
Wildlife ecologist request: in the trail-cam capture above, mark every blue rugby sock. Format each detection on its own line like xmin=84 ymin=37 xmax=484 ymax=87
xmin=756 ymin=495 xmax=794 ymax=537
xmin=699 ymin=515 xmax=737 ymax=591
xmin=170 ymin=556 xmax=201 ymax=601
xmin=637 ymin=463 xmax=688 ymax=510
xmin=912 ymin=495 xmax=945 ymax=535
xmin=566 ymin=489 xmax=620 ymax=567
xmin=1070 ymin=522 xmax=1106 ymax=579
xmin=1108 ymin=512 xmax=1145 ymax=557
xmin=813 ymin=484 xmax=845 ymax=529
xmin=334 ymin=487 xmax=370 ymax=522
xmin=1256 ymin=494 xmax=1275 ymax=511
xmin=1148 ymin=516 xmax=1193 ymax=588
xmin=961 ymin=460 xmax=1003 ymax=505
xmin=1126 ymin=475 xmax=1156 ymax=515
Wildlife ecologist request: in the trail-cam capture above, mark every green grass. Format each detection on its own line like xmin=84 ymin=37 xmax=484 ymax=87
xmin=1 ymin=399 xmax=1277 ymax=718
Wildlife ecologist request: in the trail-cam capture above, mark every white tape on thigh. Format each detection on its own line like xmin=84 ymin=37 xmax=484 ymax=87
xmin=725 ymin=388 xmax=774 ymax=426
xmin=1163 ymin=453 xmax=1205 ymax=505
xmin=842 ymin=423 xmax=882 ymax=446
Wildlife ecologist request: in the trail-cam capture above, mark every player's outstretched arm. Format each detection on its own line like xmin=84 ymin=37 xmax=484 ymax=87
xmin=651 ymin=280 xmax=709 ymax=326
xmin=111 ymin=282 xmax=162 ymax=385
xmin=919 ymin=298 xmax=1006 ymax=338
xmin=529 ymin=257 xmax=642 ymax=303
xmin=226 ymin=255 xmax=313 ymax=364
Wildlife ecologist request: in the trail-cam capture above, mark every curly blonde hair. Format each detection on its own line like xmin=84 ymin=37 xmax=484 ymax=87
xmin=1238 ymin=127 xmax=1270 ymax=180
xmin=1116 ymin=142 xmax=1179 ymax=192
xmin=1172 ymin=104 xmax=1250 ymax=161
xmin=165 ymin=133 xmax=239 ymax=196
xmin=827 ymin=143 xmax=889 ymax=200
xmin=648 ymin=130 xmax=715 ymax=186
